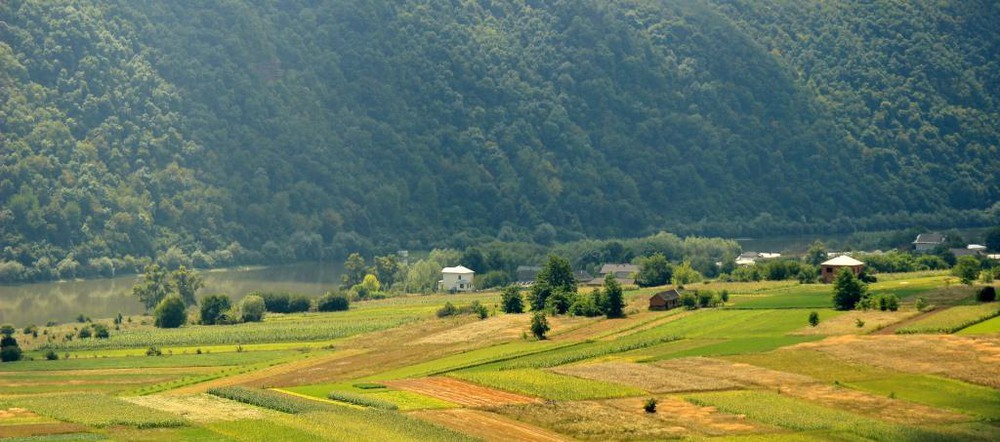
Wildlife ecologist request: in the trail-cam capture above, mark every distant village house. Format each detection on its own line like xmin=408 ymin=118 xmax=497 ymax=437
xmin=819 ymin=255 xmax=864 ymax=283
xmin=912 ymin=233 xmax=946 ymax=252
xmin=439 ymin=266 xmax=475 ymax=292
xmin=588 ymin=263 xmax=639 ymax=285
xmin=649 ymin=289 xmax=682 ymax=310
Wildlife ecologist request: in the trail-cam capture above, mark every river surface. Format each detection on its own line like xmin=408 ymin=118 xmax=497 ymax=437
xmin=0 ymin=262 xmax=342 ymax=327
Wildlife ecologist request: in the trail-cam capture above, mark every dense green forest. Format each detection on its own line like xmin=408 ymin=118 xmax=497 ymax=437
xmin=1 ymin=0 xmax=998 ymax=281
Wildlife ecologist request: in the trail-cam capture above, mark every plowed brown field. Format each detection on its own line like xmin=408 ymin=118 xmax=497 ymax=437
xmin=384 ymin=377 xmax=541 ymax=407
xmin=410 ymin=409 xmax=571 ymax=442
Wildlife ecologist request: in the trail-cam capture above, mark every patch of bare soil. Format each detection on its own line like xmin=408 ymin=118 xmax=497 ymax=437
xmin=793 ymin=334 xmax=1000 ymax=388
xmin=122 ymin=394 xmax=272 ymax=423
xmin=551 ymin=362 xmax=740 ymax=393
xmin=413 ymin=315 xmax=533 ymax=345
xmin=603 ymin=396 xmax=766 ymax=436
xmin=410 ymin=409 xmax=571 ymax=442
xmin=653 ymin=357 xmax=816 ymax=388
xmin=384 ymin=377 xmax=541 ymax=407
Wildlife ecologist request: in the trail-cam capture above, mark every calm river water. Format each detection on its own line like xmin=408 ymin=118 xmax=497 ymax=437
xmin=0 ymin=262 xmax=342 ymax=327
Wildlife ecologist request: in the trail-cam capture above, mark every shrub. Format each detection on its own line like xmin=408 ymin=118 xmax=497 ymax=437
xmin=471 ymin=300 xmax=489 ymax=319
xmin=23 ymin=324 xmax=38 ymax=335
xmin=327 ymin=391 xmax=398 ymax=410
xmin=200 ymin=294 xmax=232 ymax=325
xmin=45 ymin=349 xmax=59 ymax=360
xmin=501 ymin=286 xmax=524 ymax=313
xmin=92 ymin=323 xmax=110 ymax=339
xmin=697 ymin=290 xmax=716 ymax=308
xmin=680 ymin=292 xmax=698 ymax=310
xmin=78 ymin=327 xmax=93 ymax=339
xmin=720 ymin=290 xmax=730 ymax=303
xmin=316 ymin=292 xmax=350 ymax=312
xmin=288 ymin=294 xmax=312 ymax=312
xmin=436 ymin=302 xmax=458 ymax=318
xmin=644 ymin=397 xmax=658 ymax=413
xmin=530 ymin=312 xmax=550 ymax=340
xmin=259 ymin=292 xmax=290 ymax=313
xmin=154 ymin=295 xmax=187 ymax=328
xmin=0 ymin=346 xmax=23 ymax=362
xmin=240 ymin=295 xmax=266 ymax=322
xmin=146 ymin=346 xmax=162 ymax=356
xmin=808 ymin=311 xmax=820 ymax=327
xmin=915 ymin=297 xmax=928 ymax=311
xmin=977 ymin=286 xmax=997 ymax=303
xmin=855 ymin=318 xmax=866 ymax=328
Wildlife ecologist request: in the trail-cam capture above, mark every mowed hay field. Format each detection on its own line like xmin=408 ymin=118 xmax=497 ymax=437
xmin=1 ymin=274 xmax=999 ymax=440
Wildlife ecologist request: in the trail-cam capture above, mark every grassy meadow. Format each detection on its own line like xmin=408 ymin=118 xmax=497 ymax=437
xmin=1 ymin=275 xmax=998 ymax=441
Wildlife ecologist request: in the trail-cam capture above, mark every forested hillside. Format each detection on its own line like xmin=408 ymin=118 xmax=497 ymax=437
xmin=1 ymin=0 xmax=998 ymax=281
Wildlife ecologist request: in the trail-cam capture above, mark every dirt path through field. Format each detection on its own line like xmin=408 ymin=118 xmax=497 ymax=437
xmin=384 ymin=377 xmax=540 ymax=407
xmin=410 ymin=409 xmax=571 ymax=442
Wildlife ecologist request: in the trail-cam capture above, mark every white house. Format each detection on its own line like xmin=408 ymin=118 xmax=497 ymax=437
xmin=439 ymin=266 xmax=475 ymax=292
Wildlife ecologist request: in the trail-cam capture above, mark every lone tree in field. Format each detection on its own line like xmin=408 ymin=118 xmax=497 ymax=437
xmin=154 ymin=295 xmax=187 ymax=328
xmin=603 ymin=274 xmax=626 ymax=318
xmin=200 ymin=294 xmax=232 ymax=325
xmin=530 ymin=312 xmax=550 ymax=340
xmin=240 ymin=294 xmax=266 ymax=322
xmin=951 ymin=256 xmax=981 ymax=285
xmin=832 ymin=268 xmax=866 ymax=310
xmin=528 ymin=255 xmax=577 ymax=312
xmin=808 ymin=311 xmax=820 ymax=327
xmin=501 ymin=286 xmax=525 ymax=313
xmin=1 ymin=324 xmax=22 ymax=362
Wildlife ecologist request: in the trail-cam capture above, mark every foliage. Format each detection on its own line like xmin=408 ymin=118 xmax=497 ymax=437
xmin=977 ymin=286 xmax=997 ymax=302
xmin=832 ymin=268 xmax=866 ymax=310
xmin=804 ymin=241 xmax=828 ymax=267
xmin=240 ymin=294 xmax=266 ymax=322
xmin=808 ymin=311 xmax=819 ymax=327
xmin=530 ymin=312 xmax=550 ymax=340
xmin=680 ymin=292 xmax=698 ymax=310
xmin=342 ymin=253 xmax=367 ymax=288
xmin=603 ymin=274 xmax=625 ymax=318
xmin=858 ymin=293 xmax=899 ymax=311
xmin=208 ymin=386 xmax=322 ymax=414
xmin=0 ymin=344 xmax=22 ymax=362
xmin=671 ymin=261 xmax=702 ymax=286
xmin=316 ymin=292 xmax=350 ymax=312
xmin=327 ymin=391 xmax=398 ymax=410
xmin=636 ymin=253 xmax=672 ymax=287
xmin=200 ymin=294 xmax=232 ymax=325
xmin=500 ymin=286 xmax=525 ymax=314
xmin=170 ymin=266 xmax=203 ymax=306
xmin=643 ymin=397 xmax=657 ymax=413
xmin=132 ymin=264 xmax=172 ymax=311
xmin=476 ymin=270 xmax=511 ymax=290
xmin=153 ymin=295 xmax=186 ymax=329
xmin=528 ymin=255 xmax=577 ymax=312
xmin=569 ymin=288 xmax=605 ymax=317
xmin=951 ymin=256 xmax=981 ymax=285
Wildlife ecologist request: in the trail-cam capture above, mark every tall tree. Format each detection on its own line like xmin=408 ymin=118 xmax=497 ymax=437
xmin=603 ymin=274 xmax=625 ymax=318
xmin=342 ymin=253 xmax=367 ymax=288
xmin=637 ymin=253 xmax=672 ymax=287
xmin=832 ymin=268 xmax=866 ymax=310
xmin=528 ymin=254 xmax=577 ymax=312
xmin=133 ymin=264 xmax=172 ymax=311
xmin=171 ymin=266 xmax=204 ymax=307
xmin=804 ymin=241 xmax=828 ymax=266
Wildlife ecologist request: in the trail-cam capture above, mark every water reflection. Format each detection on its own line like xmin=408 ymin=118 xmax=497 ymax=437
xmin=0 ymin=262 xmax=342 ymax=326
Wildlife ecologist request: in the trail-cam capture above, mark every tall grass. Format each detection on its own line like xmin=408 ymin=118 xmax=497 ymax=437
xmin=897 ymin=303 xmax=1000 ymax=334
xmin=208 ymin=386 xmax=323 ymax=414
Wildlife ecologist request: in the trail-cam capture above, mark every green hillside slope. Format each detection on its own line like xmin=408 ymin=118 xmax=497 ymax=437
xmin=0 ymin=0 xmax=997 ymax=281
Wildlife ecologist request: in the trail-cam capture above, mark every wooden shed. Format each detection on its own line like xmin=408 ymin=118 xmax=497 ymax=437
xmin=649 ymin=289 xmax=682 ymax=310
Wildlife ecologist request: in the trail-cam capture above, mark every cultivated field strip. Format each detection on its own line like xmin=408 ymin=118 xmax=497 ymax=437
xmin=410 ymin=408 xmax=572 ymax=442
xmin=551 ymin=362 xmax=740 ymax=393
xmin=384 ymin=377 xmax=541 ymax=407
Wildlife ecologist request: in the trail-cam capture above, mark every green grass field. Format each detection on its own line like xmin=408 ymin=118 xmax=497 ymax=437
xmin=450 ymin=368 xmax=644 ymax=400
xmin=897 ymin=303 xmax=1000 ymax=334
xmin=957 ymin=315 xmax=1000 ymax=334
xmin=849 ymin=374 xmax=1000 ymax=420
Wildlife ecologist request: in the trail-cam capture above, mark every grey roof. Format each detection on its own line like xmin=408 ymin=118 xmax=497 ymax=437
xmin=914 ymin=233 xmax=946 ymax=244
xmin=820 ymin=255 xmax=864 ymax=267
xmin=599 ymin=263 xmax=639 ymax=275
xmin=651 ymin=289 xmax=681 ymax=301
xmin=949 ymin=248 xmax=981 ymax=257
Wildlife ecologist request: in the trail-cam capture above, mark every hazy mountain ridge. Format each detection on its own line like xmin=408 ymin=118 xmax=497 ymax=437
xmin=1 ymin=0 xmax=997 ymax=280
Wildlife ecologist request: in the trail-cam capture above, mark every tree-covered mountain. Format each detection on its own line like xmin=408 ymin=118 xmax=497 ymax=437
xmin=1 ymin=0 xmax=998 ymax=281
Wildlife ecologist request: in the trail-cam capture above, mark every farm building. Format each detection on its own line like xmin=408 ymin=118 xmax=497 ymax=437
xmin=439 ymin=266 xmax=475 ymax=292
xmin=516 ymin=266 xmax=541 ymax=285
xmin=649 ymin=289 xmax=682 ymax=310
xmin=588 ymin=263 xmax=638 ymax=285
xmin=913 ymin=233 xmax=946 ymax=252
xmin=819 ymin=256 xmax=864 ymax=283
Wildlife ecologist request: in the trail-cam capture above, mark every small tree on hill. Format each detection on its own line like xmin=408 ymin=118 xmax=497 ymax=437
xmin=832 ymin=268 xmax=866 ymax=310
xmin=808 ymin=311 xmax=820 ymax=327
xmin=500 ymin=286 xmax=525 ymax=313
xmin=951 ymin=256 xmax=981 ymax=285
xmin=1 ymin=324 xmax=22 ymax=362
xmin=154 ymin=295 xmax=187 ymax=328
xmin=671 ymin=261 xmax=702 ymax=286
xmin=528 ymin=255 xmax=577 ymax=312
xmin=603 ymin=274 xmax=625 ymax=318
xmin=530 ymin=312 xmax=550 ymax=340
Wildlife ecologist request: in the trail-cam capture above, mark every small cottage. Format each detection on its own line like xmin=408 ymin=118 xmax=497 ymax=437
xmin=588 ymin=263 xmax=639 ymax=285
xmin=913 ymin=233 xmax=946 ymax=252
xmin=649 ymin=289 xmax=682 ymax=310
xmin=819 ymin=256 xmax=864 ymax=283
xmin=439 ymin=266 xmax=475 ymax=292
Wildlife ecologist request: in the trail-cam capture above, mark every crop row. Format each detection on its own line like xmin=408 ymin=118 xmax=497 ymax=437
xmin=494 ymin=327 xmax=682 ymax=370
xmin=327 ymin=391 xmax=398 ymax=410
xmin=451 ymin=368 xmax=643 ymax=401
xmin=40 ymin=315 xmax=415 ymax=351
xmin=896 ymin=303 xmax=1000 ymax=334
xmin=208 ymin=386 xmax=324 ymax=414
xmin=4 ymin=393 xmax=186 ymax=428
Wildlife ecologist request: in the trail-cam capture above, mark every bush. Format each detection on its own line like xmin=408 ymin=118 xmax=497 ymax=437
xmin=92 ymin=323 xmax=110 ymax=339
xmin=471 ymin=300 xmax=489 ymax=319
xmin=240 ymin=294 xmax=266 ymax=322
xmin=146 ymin=346 xmax=163 ymax=356
xmin=476 ymin=270 xmax=512 ymax=289
xmin=680 ymin=292 xmax=698 ymax=310
xmin=915 ymin=297 xmax=928 ymax=311
xmin=696 ymin=290 xmax=716 ymax=308
xmin=0 ymin=346 xmax=22 ymax=362
xmin=200 ymin=294 xmax=232 ymax=325
xmin=316 ymin=292 xmax=350 ymax=312
xmin=530 ymin=312 xmax=550 ymax=340
xmin=327 ymin=391 xmax=398 ymax=410
xmin=436 ymin=302 xmax=458 ymax=318
xmin=45 ymin=349 xmax=59 ymax=360
xmin=808 ymin=311 xmax=820 ymax=327
xmin=153 ymin=295 xmax=187 ymax=328
xmin=288 ymin=294 xmax=312 ymax=312
xmin=500 ymin=286 xmax=525 ymax=313
xmin=977 ymin=286 xmax=997 ymax=302
xmin=77 ymin=327 xmax=93 ymax=339
xmin=259 ymin=292 xmax=291 ymax=313
xmin=644 ymin=398 xmax=658 ymax=413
